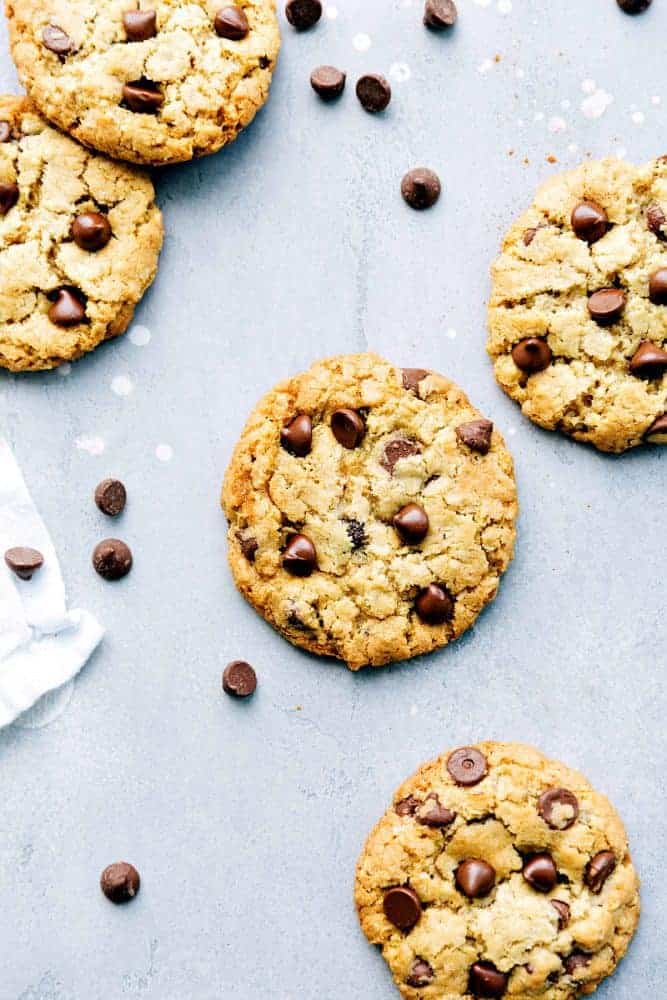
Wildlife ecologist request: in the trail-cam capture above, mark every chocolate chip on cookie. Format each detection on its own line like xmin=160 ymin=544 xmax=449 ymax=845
xmin=94 ymin=478 xmax=127 ymax=517
xmin=331 ymin=408 xmax=365 ymax=449
xmin=383 ymin=886 xmax=421 ymax=931
xmin=395 ymin=795 xmax=421 ymax=816
xmin=280 ymin=414 xmax=313 ymax=457
xmin=616 ymin=0 xmax=651 ymax=12
xmin=0 ymin=121 xmax=12 ymax=142
xmin=538 ymin=788 xmax=579 ymax=829
xmin=647 ymin=202 xmax=666 ymax=237
xmin=285 ymin=0 xmax=322 ymax=29
xmin=401 ymin=368 xmax=430 ymax=394
xmin=310 ymin=66 xmax=346 ymax=100
xmin=468 ymin=961 xmax=508 ymax=998
xmin=42 ymin=24 xmax=74 ymax=55
xmin=282 ymin=533 xmax=317 ymax=576
xmin=456 ymin=418 xmax=493 ymax=454
xmin=380 ymin=437 xmax=421 ymax=473
xmin=523 ymin=226 xmax=539 ymax=246
xmin=122 ymin=79 xmax=164 ymax=113
xmin=564 ymin=952 xmax=590 ymax=975
xmin=415 ymin=794 xmax=455 ymax=828
xmin=406 ymin=959 xmax=434 ymax=987
xmin=214 ymin=6 xmax=250 ymax=40
xmin=585 ymin=850 xmax=616 ymax=893
xmin=401 ymin=168 xmax=441 ymax=210
xmin=424 ymin=0 xmax=458 ymax=28
xmin=0 ymin=182 xmax=19 ymax=215
xmin=447 ymin=746 xmax=488 ymax=786
xmin=588 ymin=287 xmax=626 ymax=324
xmin=4 ymin=546 xmax=44 ymax=580
xmin=48 ymin=288 xmax=86 ymax=327
xmin=71 ymin=212 xmax=112 ymax=252
xmin=100 ymin=862 xmax=140 ymax=903
xmin=511 ymin=337 xmax=553 ymax=373
xmin=123 ymin=10 xmax=157 ymax=41
xmin=393 ymin=503 xmax=429 ymax=544
xmin=415 ymin=583 xmax=454 ymax=625
xmin=571 ymin=200 xmax=608 ymax=243
xmin=649 ymin=268 xmax=667 ymax=305
xmin=222 ymin=660 xmax=257 ymax=697
xmin=237 ymin=533 xmax=258 ymax=561
xmin=92 ymin=539 xmax=133 ymax=580
xmin=644 ymin=412 xmax=667 ymax=443
xmin=356 ymin=74 xmax=392 ymax=113
xmin=551 ymin=899 xmax=571 ymax=929
xmin=523 ymin=853 xmax=558 ymax=893
xmin=455 ymin=859 xmax=496 ymax=898
xmin=629 ymin=340 xmax=667 ymax=378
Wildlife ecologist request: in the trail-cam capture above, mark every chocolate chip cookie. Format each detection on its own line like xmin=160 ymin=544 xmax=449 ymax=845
xmin=0 ymin=96 xmax=162 ymax=371
xmin=355 ymin=741 xmax=640 ymax=998
xmin=221 ymin=354 xmax=518 ymax=670
xmin=7 ymin=0 xmax=280 ymax=166
xmin=487 ymin=157 xmax=667 ymax=452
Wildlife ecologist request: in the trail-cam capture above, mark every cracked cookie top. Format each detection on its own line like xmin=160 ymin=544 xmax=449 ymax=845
xmin=221 ymin=353 xmax=518 ymax=670
xmin=6 ymin=0 xmax=280 ymax=165
xmin=355 ymin=741 xmax=640 ymax=999
xmin=487 ymin=157 xmax=667 ymax=452
xmin=0 ymin=96 xmax=162 ymax=371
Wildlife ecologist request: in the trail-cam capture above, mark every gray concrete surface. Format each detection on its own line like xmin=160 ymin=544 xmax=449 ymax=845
xmin=0 ymin=1 xmax=665 ymax=997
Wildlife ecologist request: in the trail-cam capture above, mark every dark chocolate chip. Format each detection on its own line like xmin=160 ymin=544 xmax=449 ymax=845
xmin=0 ymin=182 xmax=19 ymax=215
xmin=468 ymin=961 xmax=508 ymax=998
xmin=415 ymin=583 xmax=454 ymax=625
xmin=238 ymin=533 xmax=258 ymax=561
xmin=401 ymin=168 xmax=441 ymax=210
xmin=331 ymin=408 xmax=365 ymax=449
xmin=393 ymin=503 xmax=429 ymax=544
xmin=71 ymin=212 xmax=112 ymax=252
xmin=402 ymin=368 xmax=430 ymax=394
xmin=345 ymin=518 xmax=367 ymax=550
xmin=4 ymin=546 xmax=44 ymax=580
xmin=551 ymin=900 xmax=570 ymax=930
xmin=123 ymin=9 xmax=157 ymax=41
xmin=585 ymin=851 xmax=616 ymax=893
xmin=285 ymin=0 xmax=322 ymax=29
xmin=616 ymin=0 xmax=651 ymax=12
xmin=395 ymin=795 xmax=421 ymax=817
xmin=282 ymin=533 xmax=317 ymax=576
xmin=647 ymin=202 xmax=666 ymax=238
xmin=523 ymin=854 xmax=558 ymax=893
xmin=588 ymin=287 xmax=626 ymax=324
xmin=222 ymin=660 xmax=257 ymax=697
xmin=649 ymin=267 xmax=667 ymax=305
xmin=122 ymin=79 xmax=164 ymax=113
xmin=629 ymin=340 xmax=667 ymax=378
xmin=280 ymin=414 xmax=312 ymax=456
xmin=100 ymin=862 xmax=140 ymax=903
xmin=310 ymin=65 xmax=346 ymax=100
xmin=406 ymin=959 xmax=434 ymax=987
xmin=512 ymin=337 xmax=552 ymax=373
xmin=447 ymin=746 xmax=488 ymax=786
xmin=48 ymin=288 xmax=86 ymax=327
xmin=571 ymin=200 xmax=608 ymax=243
xmin=356 ymin=74 xmax=391 ymax=113
xmin=383 ymin=886 xmax=421 ymax=931
xmin=455 ymin=859 xmax=496 ymax=899
xmin=523 ymin=227 xmax=538 ymax=246
xmin=42 ymin=24 xmax=75 ymax=55
xmin=456 ymin=418 xmax=493 ymax=455
xmin=0 ymin=121 xmax=11 ymax=142
xmin=537 ymin=788 xmax=579 ymax=830
xmin=380 ymin=437 xmax=421 ymax=474
xmin=644 ymin=412 xmax=667 ymax=443
xmin=424 ymin=0 xmax=458 ymax=28
xmin=92 ymin=539 xmax=133 ymax=580
xmin=416 ymin=794 xmax=456 ymax=828
xmin=214 ymin=6 xmax=250 ymax=39
xmin=94 ymin=478 xmax=127 ymax=517
xmin=564 ymin=953 xmax=590 ymax=975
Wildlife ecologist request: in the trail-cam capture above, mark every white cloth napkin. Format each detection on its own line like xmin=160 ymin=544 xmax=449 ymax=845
xmin=0 ymin=437 xmax=104 ymax=727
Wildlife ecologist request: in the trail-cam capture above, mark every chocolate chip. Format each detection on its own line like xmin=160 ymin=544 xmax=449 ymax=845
xmin=468 ymin=961 xmax=508 ymax=998
xmin=280 ymin=414 xmax=313 ymax=457
xmin=645 ymin=412 xmax=667 ymax=443
xmin=222 ymin=660 xmax=257 ymax=697
xmin=402 ymin=368 xmax=430 ymax=394
xmin=617 ymin=0 xmax=651 ymax=12
xmin=122 ymin=79 xmax=164 ymax=113
xmin=380 ymin=437 xmax=421 ymax=473
xmin=512 ymin=337 xmax=552 ymax=373
xmin=407 ymin=959 xmax=434 ymax=987
xmin=401 ymin=168 xmax=441 ymax=210
xmin=123 ymin=10 xmax=157 ymax=41
xmin=310 ymin=65 xmax=346 ymax=100
xmin=345 ymin=518 xmax=367 ymax=550
xmin=238 ymin=533 xmax=258 ymax=561
xmin=72 ymin=212 xmax=112 ymax=252
xmin=456 ymin=418 xmax=493 ymax=455
xmin=415 ymin=583 xmax=454 ymax=625
xmin=383 ymin=886 xmax=421 ymax=931
xmin=649 ymin=268 xmax=667 ymax=305
xmin=537 ymin=788 xmax=579 ymax=830
xmin=48 ymin=288 xmax=86 ymax=327
xmin=629 ymin=340 xmax=667 ymax=378
xmin=0 ymin=182 xmax=19 ymax=215
xmin=455 ymin=859 xmax=496 ymax=898
xmin=523 ymin=227 xmax=538 ymax=246
xmin=447 ymin=746 xmax=488 ymax=786
xmin=100 ymin=862 xmax=140 ymax=903
xmin=571 ymin=200 xmax=608 ymax=244
xmin=647 ymin=202 xmax=666 ymax=237
xmin=393 ymin=503 xmax=429 ymax=544
xmin=416 ymin=794 xmax=456 ymax=828
xmin=551 ymin=900 xmax=570 ymax=930
xmin=282 ymin=533 xmax=317 ymax=576
xmin=523 ymin=854 xmax=558 ymax=893
xmin=588 ymin=287 xmax=626 ymax=324
xmin=214 ymin=6 xmax=250 ymax=39
xmin=94 ymin=478 xmax=127 ymax=517
xmin=585 ymin=850 xmax=616 ymax=893
xmin=424 ymin=0 xmax=458 ymax=28
xmin=4 ymin=546 xmax=44 ymax=580
xmin=42 ymin=24 xmax=75 ymax=55
xmin=285 ymin=0 xmax=322 ymax=29
xmin=0 ymin=121 xmax=11 ymax=142
xmin=331 ymin=408 xmax=365 ymax=449
xmin=356 ymin=74 xmax=392 ymax=113
xmin=395 ymin=795 xmax=421 ymax=817
xmin=92 ymin=539 xmax=133 ymax=580
xmin=564 ymin=952 xmax=590 ymax=975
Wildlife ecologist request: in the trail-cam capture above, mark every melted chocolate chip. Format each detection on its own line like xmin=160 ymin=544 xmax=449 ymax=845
xmin=282 ymin=533 xmax=317 ymax=576
xmin=585 ymin=851 xmax=616 ymax=893
xmin=280 ymin=414 xmax=312 ymax=456
xmin=522 ymin=853 xmax=558 ymax=893
xmin=644 ymin=412 xmax=667 ymax=443
xmin=564 ymin=952 xmax=590 ymax=975
xmin=571 ymin=200 xmax=608 ymax=243
xmin=416 ymin=794 xmax=456 ymax=828
xmin=447 ymin=746 xmax=488 ymax=786
xmin=401 ymin=368 xmax=430 ymax=394
xmin=649 ymin=267 xmax=667 ymax=305
xmin=380 ymin=437 xmax=421 ymax=474
xmin=42 ymin=24 xmax=75 ymax=55
xmin=647 ymin=202 xmax=666 ymax=238
xmin=468 ymin=961 xmax=508 ymax=998
xmin=0 ymin=121 xmax=12 ymax=142
xmin=629 ymin=340 xmax=667 ymax=378
xmin=123 ymin=10 xmax=157 ymax=41
xmin=238 ymin=533 xmax=258 ymax=561
xmin=456 ymin=418 xmax=493 ymax=454
xmin=122 ymin=79 xmax=164 ymax=113
xmin=406 ymin=958 xmax=434 ymax=987
xmin=537 ymin=788 xmax=579 ymax=830
xmin=395 ymin=795 xmax=421 ymax=817
xmin=383 ymin=886 xmax=421 ymax=931
xmin=0 ymin=182 xmax=19 ymax=215
xmin=551 ymin=900 xmax=570 ymax=930
xmin=331 ymin=408 xmax=365 ymax=449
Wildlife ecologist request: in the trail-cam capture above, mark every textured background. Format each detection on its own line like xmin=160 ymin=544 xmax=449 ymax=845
xmin=0 ymin=1 xmax=665 ymax=997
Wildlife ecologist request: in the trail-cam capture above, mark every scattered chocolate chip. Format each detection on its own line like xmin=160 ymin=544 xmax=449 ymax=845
xmin=331 ymin=408 xmax=365 ymax=449
xmin=447 ymin=746 xmax=488 ymax=786
xmin=0 ymin=121 xmax=11 ymax=142
xmin=585 ymin=851 xmax=616 ymax=893
xmin=72 ymin=212 xmax=112 ymax=252
xmin=571 ymin=200 xmax=608 ymax=243
xmin=395 ymin=795 xmax=421 ymax=817
xmin=238 ymin=533 xmax=258 ymax=561
xmin=629 ymin=340 xmax=667 ymax=378
xmin=4 ymin=546 xmax=44 ymax=580
xmin=468 ymin=961 xmax=508 ymax=998
xmin=310 ymin=65 xmax=346 ymax=100
xmin=94 ymin=478 xmax=127 ymax=517
xmin=537 ymin=788 xmax=579 ymax=830
xmin=280 ymin=414 xmax=312 ymax=456
xmin=424 ymin=0 xmax=458 ymax=28
xmin=222 ymin=660 xmax=257 ymax=697
xmin=393 ymin=503 xmax=429 ymax=545
xmin=100 ymin=862 xmax=140 ymax=903
xmin=122 ymin=79 xmax=164 ymax=113
xmin=380 ymin=437 xmax=421 ymax=474
xmin=407 ymin=959 xmax=434 ymax=987
xmin=92 ymin=539 xmax=133 ymax=580
xmin=48 ymin=288 xmax=86 ymax=327
xmin=512 ymin=337 xmax=552 ymax=373
xmin=455 ymin=859 xmax=496 ymax=899
xmin=616 ymin=0 xmax=651 ymax=12
xmin=0 ymin=182 xmax=19 ymax=215
xmin=282 ymin=533 xmax=317 ymax=576
xmin=345 ymin=518 xmax=367 ymax=550
xmin=647 ymin=202 xmax=666 ymax=237
xmin=523 ymin=854 xmax=558 ymax=893
xmin=383 ymin=886 xmax=421 ymax=931
xmin=42 ymin=24 xmax=74 ymax=55
xmin=285 ymin=0 xmax=322 ymax=29
xmin=644 ymin=412 xmax=667 ymax=443
xmin=402 ymin=368 xmax=430 ymax=394
xmin=649 ymin=268 xmax=667 ymax=305
xmin=588 ymin=287 xmax=626 ymax=324
xmin=523 ymin=227 xmax=538 ymax=246
xmin=564 ymin=953 xmax=590 ymax=975
xmin=123 ymin=9 xmax=157 ymax=41
xmin=551 ymin=900 xmax=571 ymax=930
xmin=401 ymin=168 xmax=441 ymax=210
xmin=214 ymin=6 xmax=250 ymax=39
xmin=456 ymin=418 xmax=493 ymax=455
xmin=415 ymin=583 xmax=454 ymax=625
xmin=416 ymin=794 xmax=456 ymax=828
xmin=356 ymin=74 xmax=392 ymax=113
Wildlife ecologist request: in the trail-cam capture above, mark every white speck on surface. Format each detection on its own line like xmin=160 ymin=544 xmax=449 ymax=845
xmin=352 ymin=32 xmax=371 ymax=52
xmin=75 ymin=435 xmax=105 ymax=456
xmin=631 ymin=110 xmax=645 ymax=125
xmin=478 ymin=58 xmax=494 ymax=74
xmin=582 ymin=78 xmax=597 ymax=94
xmin=651 ymin=95 xmax=661 ymax=106
xmin=156 ymin=443 xmax=173 ymax=463
xmin=325 ymin=4 xmax=338 ymax=18
xmin=515 ymin=67 xmax=525 ymax=80
xmin=497 ymin=0 xmax=512 ymax=13
xmin=581 ymin=88 xmax=613 ymax=119
xmin=517 ymin=118 xmax=525 ymax=127
xmin=548 ymin=116 xmax=567 ymax=133
xmin=560 ymin=99 xmax=571 ymax=110
xmin=534 ymin=111 xmax=544 ymax=122
xmin=409 ymin=704 xmax=418 ymax=717
xmin=389 ymin=62 xmax=411 ymax=83
xmin=446 ymin=327 xmax=457 ymax=340
xmin=110 ymin=375 xmax=134 ymax=397
xmin=56 ymin=363 xmax=71 ymax=377
xmin=568 ymin=142 xmax=579 ymax=154
xmin=507 ymin=426 xmax=517 ymax=437
xmin=129 ymin=324 xmax=151 ymax=346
